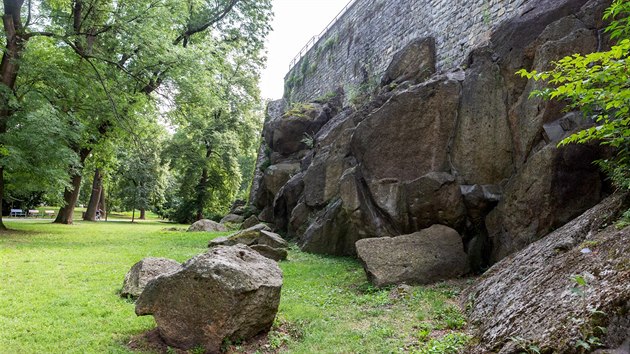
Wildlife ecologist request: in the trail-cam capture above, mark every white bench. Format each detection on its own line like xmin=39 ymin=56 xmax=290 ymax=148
xmin=44 ymin=210 xmax=55 ymax=218
xmin=10 ymin=209 xmax=26 ymax=217
xmin=28 ymin=210 xmax=40 ymax=217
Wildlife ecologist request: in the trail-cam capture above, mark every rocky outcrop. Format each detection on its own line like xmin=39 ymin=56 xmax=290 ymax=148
xmin=135 ymin=245 xmax=283 ymax=352
xmin=356 ymin=225 xmax=469 ymax=287
xmin=121 ymin=257 xmax=183 ymax=299
xmin=249 ymin=0 xmax=609 ymax=267
xmin=187 ymin=219 xmax=228 ymax=233
xmin=464 ymin=194 xmax=630 ymax=353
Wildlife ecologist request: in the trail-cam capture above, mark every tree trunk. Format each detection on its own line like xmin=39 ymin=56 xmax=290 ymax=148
xmin=140 ymin=208 xmax=146 ymax=220
xmin=54 ymin=148 xmax=91 ymax=224
xmin=131 ymin=208 xmax=135 ymax=223
xmin=83 ymin=168 xmax=102 ymax=221
xmin=0 ymin=1 xmax=26 ymax=231
xmin=195 ymin=145 xmax=213 ymax=221
xmin=99 ymin=187 xmax=107 ymax=221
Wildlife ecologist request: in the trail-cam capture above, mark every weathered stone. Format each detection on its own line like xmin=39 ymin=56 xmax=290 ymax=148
xmin=486 ymin=144 xmax=603 ymax=262
xmin=356 ymin=225 xmax=469 ymax=287
xmin=121 ymin=258 xmax=182 ymax=299
xmin=403 ymin=172 xmax=466 ymax=233
xmin=298 ymin=199 xmax=355 ymax=255
xmin=452 ymin=50 xmax=514 ymax=185
xmin=266 ymin=103 xmax=332 ymax=156
xmin=209 ymin=224 xmax=288 ymax=250
xmin=273 ymin=172 xmax=304 ymax=231
xmin=352 ymin=77 xmax=460 ymax=181
xmin=241 ymin=215 xmax=260 ymax=230
xmin=464 ymin=194 xmax=630 ymax=353
xmin=258 ymin=205 xmax=274 ymax=223
xmin=250 ymin=244 xmax=288 ymax=262
xmin=220 ymin=214 xmax=244 ymax=224
xmin=135 ymin=245 xmax=283 ymax=352
xmin=262 ymin=163 xmax=301 ymax=196
xmin=187 ymin=219 xmax=228 ymax=233
xmin=381 ymin=37 xmax=436 ymax=86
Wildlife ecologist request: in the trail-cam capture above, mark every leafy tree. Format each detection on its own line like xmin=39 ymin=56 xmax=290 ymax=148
xmin=517 ymin=0 xmax=630 ymax=190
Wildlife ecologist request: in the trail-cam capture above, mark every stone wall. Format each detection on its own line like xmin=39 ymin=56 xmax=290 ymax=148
xmin=284 ymin=0 xmax=529 ymax=102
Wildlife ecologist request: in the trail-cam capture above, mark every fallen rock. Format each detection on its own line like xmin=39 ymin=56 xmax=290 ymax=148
xmin=187 ymin=219 xmax=228 ymax=232
xmin=135 ymin=245 xmax=283 ymax=352
xmin=250 ymin=244 xmax=288 ymax=262
xmin=464 ymin=193 xmax=630 ymax=353
xmin=241 ymin=215 xmax=260 ymax=230
xmin=220 ymin=214 xmax=245 ymax=224
xmin=356 ymin=225 xmax=469 ymax=287
xmin=121 ymin=257 xmax=183 ymax=299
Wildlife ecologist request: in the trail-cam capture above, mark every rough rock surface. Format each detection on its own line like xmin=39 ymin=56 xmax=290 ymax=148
xmin=187 ymin=219 xmax=228 ymax=233
xmin=121 ymin=258 xmax=182 ymax=299
xmin=464 ymin=194 xmax=630 ymax=353
xmin=241 ymin=215 xmax=260 ymax=230
xmin=220 ymin=214 xmax=244 ymax=224
xmin=135 ymin=245 xmax=283 ymax=352
xmin=356 ymin=225 xmax=469 ymax=287
xmin=248 ymin=0 xmax=609 ymax=267
xmin=209 ymin=224 xmax=289 ymax=261
xmin=380 ymin=37 xmax=436 ymax=86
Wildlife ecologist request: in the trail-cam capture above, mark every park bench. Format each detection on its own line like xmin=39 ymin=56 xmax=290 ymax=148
xmin=10 ymin=209 xmax=26 ymax=217
xmin=28 ymin=210 xmax=40 ymax=217
xmin=45 ymin=210 xmax=55 ymax=218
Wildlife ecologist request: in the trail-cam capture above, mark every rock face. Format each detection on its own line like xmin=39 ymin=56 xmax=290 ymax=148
xmin=248 ymin=0 xmax=609 ymax=268
xmin=121 ymin=257 xmax=183 ymax=299
xmin=187 ymin=219 xmax=228 ymax=232
xmin=135 ymin=245 xmax=283 ymax=352
xmin=209 ymin=224 xmax=289 ymax=261
xmin=356 ymin=225 xmax=469 ymax=287
xmin=463 ymin=194 xmax=630 ymax=353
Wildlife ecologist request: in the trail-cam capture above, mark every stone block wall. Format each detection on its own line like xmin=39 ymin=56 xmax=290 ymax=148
xmin=284 ymin=0 xmax=529 ymax=102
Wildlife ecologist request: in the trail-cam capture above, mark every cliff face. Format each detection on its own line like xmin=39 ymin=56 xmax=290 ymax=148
xmin=251 ymin=0 xmax=612 ymax=268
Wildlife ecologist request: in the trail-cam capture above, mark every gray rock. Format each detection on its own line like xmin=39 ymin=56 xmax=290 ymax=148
xmin=262 ymin=163 xmax=301 ymax=196
xmin=250 ymin=244 xmax=288 ymax=262
xmin=135 ymin=245 xmax=283 ymax=352
xmin=266 ymin=102 xmax=332 ymax=156
xmin=121 ymin=257 xmax=182 ymax=299
xmin=464 ymin=194 xmax=630 ymax=353
xmin=241 ymin=215 xmax=260 ymax=230
xmin=187 ymin=219 xmax=228 ymax=232
xmin=220 ymin=214 xmax=244 ymax=224
xmin=356 ymin=224 xmax=470 ymax=287
xmin=381 ymin=37 xmax=436 ymax=86
xmin=209 ymin=224 xmax=288 ymax=250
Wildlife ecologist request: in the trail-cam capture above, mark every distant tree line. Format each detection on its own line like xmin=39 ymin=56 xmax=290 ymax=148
xmin=0 ymin=0 xmax=272 ymax=227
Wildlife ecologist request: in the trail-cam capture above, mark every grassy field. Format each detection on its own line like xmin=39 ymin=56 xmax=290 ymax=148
xmin=0 ymin=220 xmax=470 ymax=353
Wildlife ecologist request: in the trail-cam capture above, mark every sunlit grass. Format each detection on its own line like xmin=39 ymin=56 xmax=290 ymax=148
xmin=0 ymin=221 xmax=470 ymax=353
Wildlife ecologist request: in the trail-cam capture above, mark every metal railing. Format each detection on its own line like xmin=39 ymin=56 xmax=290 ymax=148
xmin=288 ymin=0 xmax=358 ymax=70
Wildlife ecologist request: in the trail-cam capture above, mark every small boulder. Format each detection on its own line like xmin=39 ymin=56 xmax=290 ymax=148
xmin=209 ymin=224 xmax=289 ymax=261
xmin=250 ymin=244 xmax=288 ymax=262
xmin=187 ymin=219 xmax=228 ymax=232
xmin=356 ymin=225 xmax=469 ymax=287
xmin=121 ymin=257 xmax=182 ymax=299
xmin=135 ymin=245 xmax=283 ymax=352
xmin=220 ymin=214 xmax=245 ymax=224
xmin=241 ymin=215 xmax=260 ymax=229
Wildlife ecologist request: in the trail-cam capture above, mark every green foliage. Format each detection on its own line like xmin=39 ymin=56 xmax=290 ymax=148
xmin=516 ymin=0 xmax=630 ymax=190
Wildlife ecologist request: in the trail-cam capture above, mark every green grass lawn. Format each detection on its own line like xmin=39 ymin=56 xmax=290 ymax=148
xmin=0 ymin=220 xmax=470 ymax=353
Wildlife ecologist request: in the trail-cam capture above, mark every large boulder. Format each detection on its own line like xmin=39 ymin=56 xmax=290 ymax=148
xmin=187 ymin=219 xmax=228 ymax=232
xmin=486 ymin=144 xmax=603 ymax=262
xmin=464 ymin=194 xmax=630 ymax=353
xmin=209 ymin=224 xmax=289 ymax=261
xmin=262 ymin=163 xmax=301 ymax=196
xmin=120 ymin=257 xmax=183 ymax=299
xmin=380 ymin=37 xmax=436 ymax=86
xmin=241 ymin=215 xmax=260 ymax=230
xmin=135 ymin=245 xmax=283 ymax=352
xmin=356 ymin=225 xmax=469 ymax=287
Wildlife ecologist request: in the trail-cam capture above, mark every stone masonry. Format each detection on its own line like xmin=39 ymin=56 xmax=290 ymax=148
xmin=284 ymin=0 xmax=530 ymax=102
